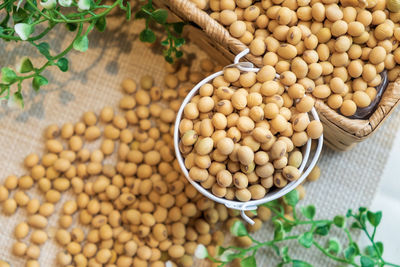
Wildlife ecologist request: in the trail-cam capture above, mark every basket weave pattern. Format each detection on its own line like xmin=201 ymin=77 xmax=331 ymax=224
xmin=155 ymin=0 xmax=400 ymax=150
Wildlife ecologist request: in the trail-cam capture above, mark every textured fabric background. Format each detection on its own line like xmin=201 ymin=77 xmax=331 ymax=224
xmin=0 ymin=15 xmax=399 ymax=266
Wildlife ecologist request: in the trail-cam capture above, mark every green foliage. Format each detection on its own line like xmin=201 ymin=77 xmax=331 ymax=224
xmin=0 ymin=0 xmax=185 ymax=106
xmin=196 ymin=197 xmax=399 ymax=267
xmin=134 ymin=3 xmax=186 ymax=63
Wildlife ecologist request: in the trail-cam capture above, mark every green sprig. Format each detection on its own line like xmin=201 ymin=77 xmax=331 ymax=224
xmin=134 ymin=1 xmax=186 ymax=63
xmin=197 ymin=190 xmax=400 ymax=267
xmin=0 ymin=0 xmax=132 ymax=106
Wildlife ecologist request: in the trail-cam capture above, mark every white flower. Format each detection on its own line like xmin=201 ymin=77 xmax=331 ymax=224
xmin=78 ymin=0 xmax=91 ymax=10
xmin=14 ymin=23 xmax=33 ymax=41
xmin=194 ymin=244 xmax=208 ymax=259
xmin=40 ymin=0 xmax=57 ymax=9
xmin=58 ymin=0 xmax=72 ymax=7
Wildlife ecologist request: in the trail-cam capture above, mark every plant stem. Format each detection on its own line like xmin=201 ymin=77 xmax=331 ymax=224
xmin=312 ymin=241 xmax=360 ymax=267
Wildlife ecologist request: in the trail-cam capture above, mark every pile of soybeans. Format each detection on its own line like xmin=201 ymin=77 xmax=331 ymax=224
xmin=191 ymin=0 xmax=400 ymax=116
xmin=0 ymin=56 xmax=321 ymax=267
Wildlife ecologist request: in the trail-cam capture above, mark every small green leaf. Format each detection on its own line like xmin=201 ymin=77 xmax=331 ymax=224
xmin=351 ymin=222 xmax=362 ymax=229
xmin=58 ymin=0 xmax=72 ymax=7
xmin=359 ymin=207 xmax=367 ymax=213
xmin=175 ymin=37 xmax=185 ymax=48
xmin=65 ymin=23 xmax=78 ymax=32
xmin=283 ymin=190 xmax=299 ymax=206
xmin=140 ymin=29 xmax=156 ymax=43
xmin=1 ymin=67 xmax=17 ymax=83
xmin=165 ymin=55 xmax=173 ymax=63
xmin=333 ymin=215 xmax=346 ymax=228
xmin=301 ymin=205 xmax=316 ymax=220
xmin=364 ymin=245 xmax=377 ymax=258
xmin=360 ymin=256 xmax=375 ymax=267
xmin=314 ymin=223 xmax=331 ymax=236
xmin=230 ymin=220 xmax=248 ymax=237
xmin=298 ymin=232 xmax=313 ymax=248
xmin=73 ymin=36 xmax=89 ymax=52
xmin=95 ymin=16 xmax=106 ymax=32
xmin=161 ymin=39 xmax=169 ymax=46
xmin=36 ymin=42 xmax=51 ymax=60
xmin=56 ymin=58 xmax=69 ymax=72
xmin=367 ymin=211 xmax=382 ymax=227
xmin=78 ymin=0 xmax=91 ymax=10
xmin=176 ymin=50 xmax=183 ymax=58
xmin=135 ymin=10 xmax=148 ymax=19
xmin=240 ymin=256 xmax=256 ymax=267
xmin=40 ymin=0 xmax=57 ymax=9
xmin=281 ymin=246 xmax=290 ymax=262
xmin=16 ymin=57 xmax=33 ymax=73
xmin=220 ymin=249 xmax=243 ymax=262
xmin=343 ymin=246 xmax=357 ymax=260
xmin=13 ymin=91 xmax=24 ymax=108
xmin=346 ymin=209 xmax=353 ymax=218
xmin=14 ymin=23 xmax=34 ymax=40
xmin=173 ymin=22 xmax=185 ymax=34
xmin=32 ymin=75 xmax=48 ymax=91
xmin=327 ymin=238 xmax=341 ymax=255
xmin=151 ymin=9 xmax=168 ymax=24
xmin=292 ymin=260 xmax=313 ymax=267
xmin=216 ymin=246 xmax=226 ymax=256
xmin=376 ymin=242 xmax=384 ymax=255
xmin=194 ymin=244 xmax=208 ymax=259
xmin=282 ymin=221 xmax=293 ymax=233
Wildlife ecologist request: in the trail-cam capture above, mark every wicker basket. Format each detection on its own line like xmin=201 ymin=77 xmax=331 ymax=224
xmin=155 ymin=0 xmax=400 ymax=151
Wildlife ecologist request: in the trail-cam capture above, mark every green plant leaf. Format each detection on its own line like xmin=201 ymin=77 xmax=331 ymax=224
xmin=281 ymin=246 xmax=290 ymax=262
xmin=367 ymin=211 xmax=382 ymax=227
xmin=282 ymin=221 xmax=293 ymax=233
xmin=65 ymin=23 xmax=78 ymax=32
xmin=300 ymin=205 xmax=315 ymax=220
xmin=360 ymin=256 xmax=374 ymax=267
xmin=240 ymin=256 xmax=256 ymax=267
xmin=230 ymin=220 xmax=248 ymax=237
xmin=78 ymin=0 xmax=91 ymax=10
xmin=1 ymin=67 xmax=17 ymax=83
xmin=343 ymin=245 xmax=357 ymax=260
xmin=359 ymin=207 xmax=367 ymax=213
xmin=139 ymin=28 xmax=156 ymax=43
xmin=298 ymin=232 xmax=313 ymax=248
xmin=16 ymin=57 xmax=33 ymax=73
xmin=135 ymin=10 xmax=148 ymax=19
xmin=56 ymin=58 xmax=69 ymax=72
xmin=165 ymin=55 xmax=173 ymax=63
xmin=314 ymin=223 xmax=331 ymax=236
xmin=194 ymin=244 xmax=208 ymax=259
xmin=40 ymin=0 xmax=57 ymax=9
xmin=13 ymin=91 xmax=24 ymax=108
xmin=283 ymin=190 xmax=299 ymax=206
xmin=376 ymin=242 xmax=384 ymax=255
xmin=351 ymin=222 xmax=362 ymax=229
xmin=95 ymin=16 xmax=106 ymax=32
xmin=151 ymin=9 xmax=168 ymax=24
xmin=59 ymin=0 xmax=73 ymax=7
xmin=176 ymin=50 xmax=183 ymax=58
xmin=14 ymin=23 xmax=34 ymax=40
xmin=32 ymin=75 xmax=48 ymax=91
xmin=346 ymin=209 xmax=353 ymax=218
xmin=173 ymin=22 xmax=185 ymax=34
xmin=175 ymin=37 xmax=185 ymax=48
xmin=364 ymin=245 xmax=377 ymax=258
xmin=36 ymin=42 xmax=51 ymax=60
xmin=216 ymin=246 xmax=226 ymax=256
xmin=327 ymin=238 xmax=341 ymax=255
xmin=220 ymin=249 xmax=243 ymax=262
xmin=333 ymin=215 xmax=346 ymax=228
xmin=273 ymin=220 xmax=285 ymax=241
xmin=292 ymin=260 xmax=313 ymax=267
xmin=161 ymin=39 xmax=169 ymax=46
xmin=73 ymin=36 xmax=89 ymax=52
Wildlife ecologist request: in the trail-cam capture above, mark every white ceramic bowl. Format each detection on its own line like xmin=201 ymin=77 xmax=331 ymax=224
xmin=174 ymin=49 xmax=323 ymax=224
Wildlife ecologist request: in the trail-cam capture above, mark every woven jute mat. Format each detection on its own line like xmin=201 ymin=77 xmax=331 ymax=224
xmin=0 ymin=15 xmax=400 ymax=266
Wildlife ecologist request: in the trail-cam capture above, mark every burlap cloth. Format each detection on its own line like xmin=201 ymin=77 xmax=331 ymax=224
xmin=0 ymin=14 xmax=399 ymax=266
